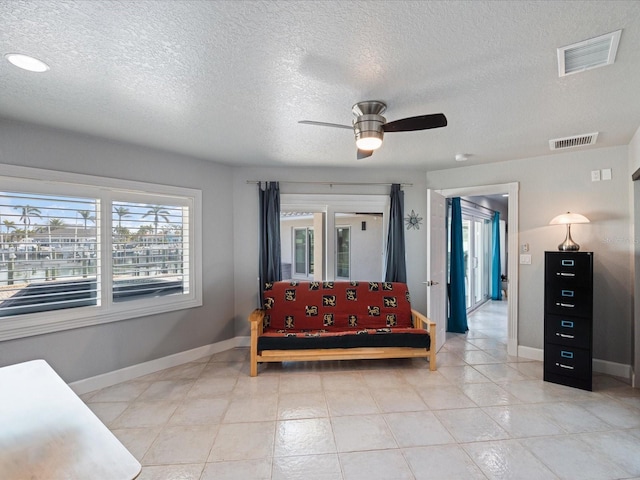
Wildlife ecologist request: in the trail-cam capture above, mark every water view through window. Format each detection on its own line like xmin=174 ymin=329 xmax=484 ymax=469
xmin=0 ymin=192 xmax=187 ymax=317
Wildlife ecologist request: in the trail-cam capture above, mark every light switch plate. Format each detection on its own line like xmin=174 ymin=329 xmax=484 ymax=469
xmin=602 ymin=168 xmax=612 ymax=180
xmin=520 ymin=254 xmax=532 ymax=265
xmin=591 ymin=170 xmax=601 ymax=182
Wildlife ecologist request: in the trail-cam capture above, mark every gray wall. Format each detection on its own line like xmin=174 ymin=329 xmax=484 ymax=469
xmin=233 ymin=167 xmax=429 ymax=338
xmin=0 ymin=119 xmax=236 ymax=382
xmin=427 ymin=146 xmax=633 ymax=366
xmin=1 ymin=117 xmax=635 ymax=382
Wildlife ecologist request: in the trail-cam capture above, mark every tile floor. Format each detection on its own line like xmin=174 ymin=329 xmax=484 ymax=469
xmin=81 ymin=301 xmax=640 ymax=479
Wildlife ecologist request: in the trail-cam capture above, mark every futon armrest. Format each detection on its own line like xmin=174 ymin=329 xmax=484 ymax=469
xmin=412 ymin=308 xmax=437 ymax=371
xmin=248 ymin=309 xmax=265 ymax=335
xmin=411 ymin=308 xmax=434 ymax=330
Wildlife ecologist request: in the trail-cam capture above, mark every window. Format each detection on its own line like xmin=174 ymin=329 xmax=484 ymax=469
xmin=293 ymin=227 xmax=314 ymax=278
xmin=280 ymin=195 xmax=388 ymax=282
xmin=111 ymin=200 xmax=188 ymax=303
xmin=335 ymin=226 xmax=350 ymax=278
xmin=0 ymin=164 xmax=202 ymax=341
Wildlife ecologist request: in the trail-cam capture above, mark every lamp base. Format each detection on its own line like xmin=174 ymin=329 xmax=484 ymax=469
xmin=558 ymin=242 xmax=580 ymax=251
xmin=558 ymin=224 xmax=580 ymax=251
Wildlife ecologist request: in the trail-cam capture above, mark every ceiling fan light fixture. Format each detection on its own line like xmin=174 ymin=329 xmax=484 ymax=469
xmin=354 ymin=113 xmax=385 ymax=151
xmin=355 ymin=131 xmax=383 ymax=151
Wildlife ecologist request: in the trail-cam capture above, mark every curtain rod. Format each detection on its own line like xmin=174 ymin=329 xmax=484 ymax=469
xmin=459 ymin=198 xmax=496 ymax=214
xmin=246 ymin=180 xmax=412 ymax=187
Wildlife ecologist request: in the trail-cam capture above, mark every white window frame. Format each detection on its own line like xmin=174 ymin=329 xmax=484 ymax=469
xmin=0 ymin=164 xmax=202 ymax=341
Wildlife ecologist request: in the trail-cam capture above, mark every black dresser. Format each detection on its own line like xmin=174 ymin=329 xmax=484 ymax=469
xmin=543 ymin=251 xmax=593 ymax=391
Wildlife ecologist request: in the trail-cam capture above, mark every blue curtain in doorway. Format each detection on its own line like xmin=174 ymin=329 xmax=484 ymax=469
xmin=384 ymin=184 xmax=407 ymax=283
xmin=258 ymin=182 xmax=281 ymax=305
xmin=491 ymin=212 xmax=502 ymax=300
xmin=448 ymin=197 xmax=468 ymax=333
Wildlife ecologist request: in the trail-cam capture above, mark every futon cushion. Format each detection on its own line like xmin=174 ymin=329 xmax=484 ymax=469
xmin=262 ymin=281 xmax=413 ymax=331
xmin=257 ymin=327 xmax=430 ymax=351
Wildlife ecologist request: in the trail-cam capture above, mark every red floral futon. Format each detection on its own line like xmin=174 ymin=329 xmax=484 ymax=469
xmin=248 ymin=280 xmax=436 ymax=376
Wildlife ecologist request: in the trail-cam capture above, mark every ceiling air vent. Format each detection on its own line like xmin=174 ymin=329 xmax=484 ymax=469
xmin=558 ymin=30 xmax=621 ymax=77
xmin=549 ymin=132 xmax=598 ymax=151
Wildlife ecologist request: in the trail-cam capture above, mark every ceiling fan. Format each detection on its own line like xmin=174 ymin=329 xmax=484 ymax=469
xmin=299 ymin=101 xmax=447 ymax=159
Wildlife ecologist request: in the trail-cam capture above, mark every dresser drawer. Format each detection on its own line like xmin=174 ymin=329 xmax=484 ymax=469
xmin=545 ymin=286 xmax=592 ymax=317
xmin=544 ymin=314 xmax=590 ymax=349
xmin=545 ymin=252 xmax=592 ymax=287
xmin=544 ymin=344 xmax=591 ymax=379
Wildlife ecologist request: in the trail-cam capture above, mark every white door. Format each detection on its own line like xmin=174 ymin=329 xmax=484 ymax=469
xmin=426 ymin=189 xmax=447 ymax=351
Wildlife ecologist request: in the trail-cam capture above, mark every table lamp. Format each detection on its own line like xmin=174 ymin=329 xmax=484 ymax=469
xmin=549 ymin=212 xmax=590 ymax=251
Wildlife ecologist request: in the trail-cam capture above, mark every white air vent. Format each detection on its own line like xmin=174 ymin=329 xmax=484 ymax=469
xmin=549 ymin=132 xmax=598 ymax=150
xmin=558 ymin=30 xmax=621 ymax=77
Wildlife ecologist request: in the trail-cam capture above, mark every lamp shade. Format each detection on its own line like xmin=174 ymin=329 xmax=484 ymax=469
xmin=549 ymin=212 xmax=590 ymax=225
xmin=549 ymin=212 xmax=590 ymax=251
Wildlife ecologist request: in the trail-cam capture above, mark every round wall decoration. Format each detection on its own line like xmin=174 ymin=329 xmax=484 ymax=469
xmin=405 ymin=209 xmax=423 ymax=230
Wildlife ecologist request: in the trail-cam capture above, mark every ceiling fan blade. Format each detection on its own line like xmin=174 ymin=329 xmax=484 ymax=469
xmin=357 ymin=149 xmax=373 ymax=160
xmin=383 ymin=113 xmax=447 ymax=132
xmin=298 ymin=120 xmax=353 ymax=130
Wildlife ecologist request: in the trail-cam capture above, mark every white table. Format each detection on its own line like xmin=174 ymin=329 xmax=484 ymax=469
xmin=0 ymin=360 xmax=141 ymax=480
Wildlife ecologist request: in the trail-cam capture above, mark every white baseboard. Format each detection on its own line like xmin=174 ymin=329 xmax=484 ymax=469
xmin=69 ymin=336 xmax=246 ymax=395
xmin=593 ymin=358 xmax=632 ymax=380
xmin=516 ymin=345 xmax=632 ymax=382
xmin=70 ymin=337 xmax=634 ymax=395
xmin=517 ymin=346 xmax=543 ymax=361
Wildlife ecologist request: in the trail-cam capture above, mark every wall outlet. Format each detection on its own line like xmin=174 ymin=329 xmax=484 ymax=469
xmin=591 ymin=170 xmax=601 ymax=182
xmin=520 ymin=254 xmax=532 ymax=265
xmin=521 ymin=243 xmax=529 ymax=253
xmin=602 ymin=168 xmax=612 ymax=180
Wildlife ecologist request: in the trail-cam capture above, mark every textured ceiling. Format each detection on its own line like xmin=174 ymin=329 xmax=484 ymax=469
xmin=1 ymin=0 xmax=640 ymax=170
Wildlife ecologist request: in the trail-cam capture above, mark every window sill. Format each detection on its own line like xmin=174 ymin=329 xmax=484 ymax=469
xmin=0 ymin=296 xmax=202 ymax=342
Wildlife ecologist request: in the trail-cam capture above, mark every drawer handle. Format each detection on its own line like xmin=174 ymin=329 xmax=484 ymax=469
xmin=560 ymin=320 xmax=574 ymax=328
xmin=556 ymin=363 xmax=575 ymax=370
xmin=556 ymin=333 xmax=575 ymax=339
xmin=561 ymin=350 xmax=574 ymax=359
xmin=561 ymin=290 xmax=574 ymax=297
xmin=561 ymin=260 xmax=575 ymax=266
xmin=556 ymin=302 xmax=575 ymax=308
xmin=557 ymin=272 xmax=576 ymax=277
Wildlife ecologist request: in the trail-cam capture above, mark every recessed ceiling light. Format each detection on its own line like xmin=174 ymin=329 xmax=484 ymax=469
xmin=455 ymin=153 xmax=469 ymax=162
xmin=5 ymin=53 xmax=50 ymax=72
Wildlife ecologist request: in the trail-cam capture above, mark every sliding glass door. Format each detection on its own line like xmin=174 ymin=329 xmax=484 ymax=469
xmin=293 ymin=227 xmax=314 ymax=278
xmin=462 ymin=213 xmax=491 ymax=312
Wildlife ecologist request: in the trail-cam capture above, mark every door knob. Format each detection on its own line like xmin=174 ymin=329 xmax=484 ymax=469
xmin=423 ymin=280 xmax=439 ymax=286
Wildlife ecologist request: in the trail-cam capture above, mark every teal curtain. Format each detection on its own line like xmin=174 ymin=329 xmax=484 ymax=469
xmin=384 ymin=184 xmax=407 ymax=283
xmin=491 ymin=212 xmax=502 ymax=300
xmin=258 ymin=182 xmax=281 ymax=304
xmin=448 ymin=197 xmax=468 ymax=333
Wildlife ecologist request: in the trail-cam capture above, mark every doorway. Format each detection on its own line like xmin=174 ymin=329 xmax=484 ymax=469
xmin=438 ymin=182 xmax=519 ymax=357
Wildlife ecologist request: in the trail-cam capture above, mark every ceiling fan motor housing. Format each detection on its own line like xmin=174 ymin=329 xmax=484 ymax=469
xmin=353 ymin=114 xmax=385 ymax=150
xmin=352 ymin=101 xmax=387 ymax=150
